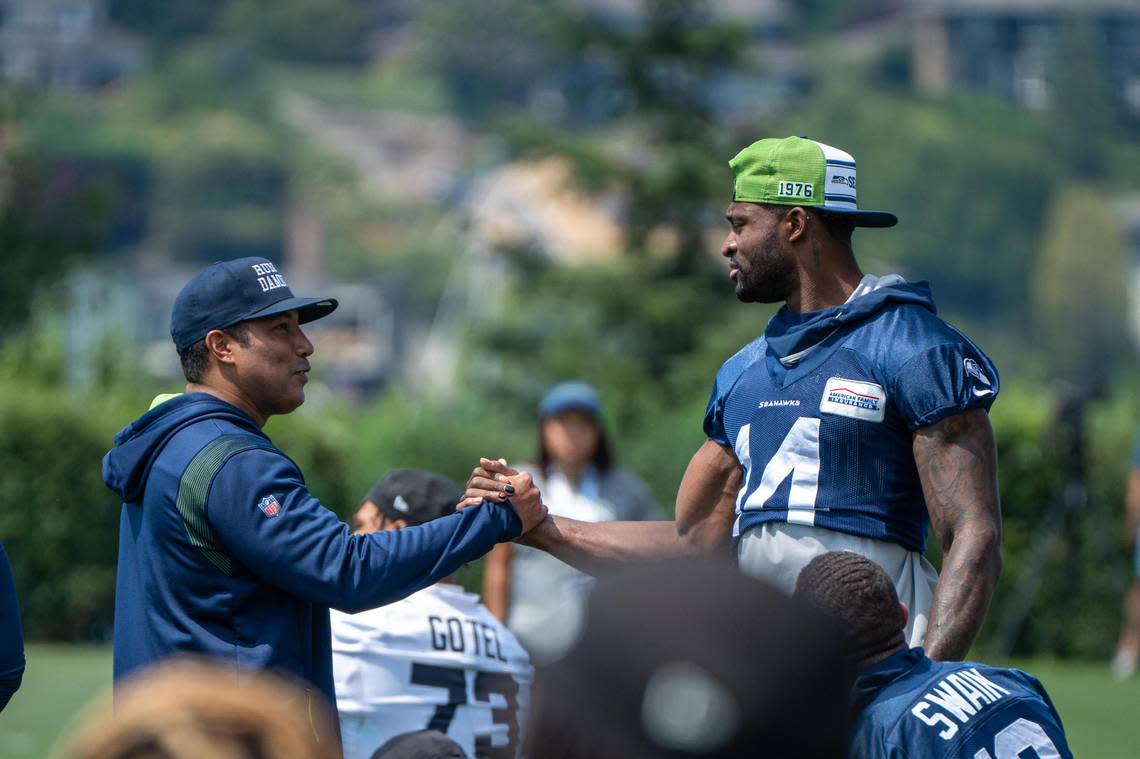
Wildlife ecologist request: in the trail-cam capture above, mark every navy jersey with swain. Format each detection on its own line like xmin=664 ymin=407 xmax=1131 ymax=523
xmin=703 ymin=280 xmax=997 ymax=552
xmin=850 ymin=647 xmax=1071 ymax=759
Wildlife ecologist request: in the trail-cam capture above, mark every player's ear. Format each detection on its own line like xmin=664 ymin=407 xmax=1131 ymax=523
xmin=786 ymin=206 xmax=809 ymax=243
xmin=898 ymin=601 xmax=909 ymax=631
xmin=204 ymin=329 xmax=238 ymax=366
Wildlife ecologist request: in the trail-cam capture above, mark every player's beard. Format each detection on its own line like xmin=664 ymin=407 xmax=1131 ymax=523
xmin=735 ymin=236 xmax=795 ymax=304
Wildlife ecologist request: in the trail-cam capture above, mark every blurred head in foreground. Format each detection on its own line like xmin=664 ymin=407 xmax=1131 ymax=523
xmin=369 ymin=730 xmax=466 ymax=759
xmin=794 ymin=550 xmax=908 ymax=672
xmin=526 ymin=556 xmax=853 ymax=758
xmin=59 ymin=658 xmax=340 ymax=759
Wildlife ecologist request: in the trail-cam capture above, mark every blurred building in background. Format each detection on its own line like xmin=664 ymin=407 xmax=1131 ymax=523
xmin=0 ymin=0 xmax=144 ymax=89
xmin=911 ymin=0 xmax=1140 ymax=114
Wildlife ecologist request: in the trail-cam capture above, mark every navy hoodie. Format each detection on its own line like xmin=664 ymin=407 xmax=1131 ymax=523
xmin=0 ymin=542 xmax=24 ymax=711
xmin=103 ymin=393 xmax=521 ymax=707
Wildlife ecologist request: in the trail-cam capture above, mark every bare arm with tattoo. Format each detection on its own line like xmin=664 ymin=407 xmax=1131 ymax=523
xmin=463 ymin=440 xmax=740 ymax=574
xmin=914 ymin=408 xmax=1002 ymax=661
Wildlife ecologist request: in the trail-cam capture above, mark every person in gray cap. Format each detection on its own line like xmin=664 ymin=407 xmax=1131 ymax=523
xmin=480 ymin=380 xmax=661 ymax=664
xmin=103 ymin=257 xmax=547 ymax=736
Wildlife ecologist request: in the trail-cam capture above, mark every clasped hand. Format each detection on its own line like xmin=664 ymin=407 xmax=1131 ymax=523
xmin=458 ymin=458 xmax=548 ymax=534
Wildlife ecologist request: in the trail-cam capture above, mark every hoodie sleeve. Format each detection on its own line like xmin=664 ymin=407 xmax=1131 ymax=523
xmin=0 ymin=543 xmax=25 ymax=712
xmin=206 ymin=449 xmax=523 ymax=613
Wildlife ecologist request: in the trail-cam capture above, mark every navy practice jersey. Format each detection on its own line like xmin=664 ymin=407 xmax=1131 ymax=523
xmin=850 ymin=647 xmax=1072 ymax=759
xmin=704 ymin=281 xmax=997 ymax=552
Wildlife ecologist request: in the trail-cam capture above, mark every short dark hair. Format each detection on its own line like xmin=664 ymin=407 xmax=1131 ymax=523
xmin=178 ymin=322 xmax=251 ymax=383
xmin=794 ymin=551 xmax=905 ymax=669
xmin=371 ymin=730 xmax=465 ymax=759
xmin=810 ymin=209 xmax=856 ymax=246
xmin=759 ymin=204 xmax=856 ymax=247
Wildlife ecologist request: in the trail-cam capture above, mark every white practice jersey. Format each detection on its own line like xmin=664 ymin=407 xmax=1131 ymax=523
xmin=331 ymin=583 xmax=533 ymax=759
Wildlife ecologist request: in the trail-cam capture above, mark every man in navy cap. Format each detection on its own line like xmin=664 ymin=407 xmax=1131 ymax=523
xmin=103 ymin=257 xmax=546 ymax=733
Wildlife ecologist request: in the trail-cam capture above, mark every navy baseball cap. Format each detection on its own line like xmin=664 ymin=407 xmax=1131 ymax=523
xmin=364 ymin=469 xmax=463 ymax=527
xmin=171 ymin=257 xmax=338 ymax=351
xmin=538 ymin=380 xmax=602 ymax=419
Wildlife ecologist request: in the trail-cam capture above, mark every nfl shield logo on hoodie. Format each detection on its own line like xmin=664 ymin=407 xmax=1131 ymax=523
xmin=257 ymin=494 xmax=281 ymax=518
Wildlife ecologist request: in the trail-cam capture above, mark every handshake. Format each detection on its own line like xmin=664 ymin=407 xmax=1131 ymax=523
xmin=459 ymin=458 xmax=549 ymax=534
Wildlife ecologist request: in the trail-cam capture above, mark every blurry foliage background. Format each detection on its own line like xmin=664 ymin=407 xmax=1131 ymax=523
xmin=0 ymin=0 xmax=1138 ymax=659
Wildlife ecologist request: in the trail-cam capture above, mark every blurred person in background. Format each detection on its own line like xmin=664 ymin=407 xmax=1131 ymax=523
xmin=481 ymin=380 xmax=661 ymax=663
xmin=467 ymin=137 xmax=1001 ymax=661
xmin=59 ymin=657 xmax=340 ymax=759
xmin=795 ymin=551 xmax=1072 ymax=759
xmin=103 ymin=257 xmax=546 ymax=717
xmin=332 ymin=470 xmax=533 ymax=759
xmin=525 ymin=555 xmax=852 ymax=759
xmin=0 ymin=540 xmax=24 ymax=712
xmin=1111 ymin=440 xmax=1140 ymax=679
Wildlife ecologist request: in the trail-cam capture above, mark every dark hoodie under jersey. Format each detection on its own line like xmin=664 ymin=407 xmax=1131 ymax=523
xmin=103 ymin=393 xmax=521 ymax=707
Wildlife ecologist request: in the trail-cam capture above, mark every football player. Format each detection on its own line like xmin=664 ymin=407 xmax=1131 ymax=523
xmin=796 ymin=551 xmax=1071 ymax=758
xmin=332 ymin=470 xmax=533 ymax=759
xmin=465 ymin=136 xmax=1001 ymax=660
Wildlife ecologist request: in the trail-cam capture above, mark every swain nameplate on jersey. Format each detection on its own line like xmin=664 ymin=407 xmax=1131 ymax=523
xmin=820 ymin=377 xmax=886 ymax=423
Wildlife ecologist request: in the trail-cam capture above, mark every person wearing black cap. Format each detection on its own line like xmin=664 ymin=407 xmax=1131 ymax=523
xmin=467 ymin=136 xmax=1002 ymax=663
xmin=331 ymin=470 xmax=533 ymax=759
xmin=481 ymin=381 xmax=661 ymax=664
xmin=102 ymin=258 xmax=546 ymax=730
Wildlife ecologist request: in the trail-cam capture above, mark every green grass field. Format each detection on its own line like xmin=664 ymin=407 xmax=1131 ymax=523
xmin=0 ymin=645 xmax=112 ymax=758
xmin=1 ymin=645 xmax=1137 ymax=757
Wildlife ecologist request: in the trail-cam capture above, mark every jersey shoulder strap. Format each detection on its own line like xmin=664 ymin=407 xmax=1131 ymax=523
xmin=175 ymin=433 xmax=280 ymax=576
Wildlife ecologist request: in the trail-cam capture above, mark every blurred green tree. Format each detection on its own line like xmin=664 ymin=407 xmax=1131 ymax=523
xmin=412 ymin=0 xmax=564 ymax=121
xmin=537 ymin=0 xmax=749 ymax=276
xmin=0 ymin=157 xmax=114 ymax=335
xmin=154 ymin=115 xmax=289 ymax=265
xmin=784 ymin=85 xmax=1055 ymax=323
xmin=0 ymin=388 xmax=122 ymax=641
xmin=1031 ymin=185 xmax=1130 ymax=385
xmin=1048 ymin=18 xmax=1116 ymax=180
xmin=127 ymin=41 xmax=274 ymax=117
xmin=108 ymin=0 xmax=230 ymax=54
xmin=220 ymin=0 xmax=378 ymax=65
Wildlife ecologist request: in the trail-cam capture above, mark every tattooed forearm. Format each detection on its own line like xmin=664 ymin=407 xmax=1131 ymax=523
xmin=914 ymin=408 xmax=1002 ymax=661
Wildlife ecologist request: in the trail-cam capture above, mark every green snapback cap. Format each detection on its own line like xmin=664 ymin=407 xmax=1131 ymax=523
xmin=729 ymin=136 xmax=897 ymax=228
